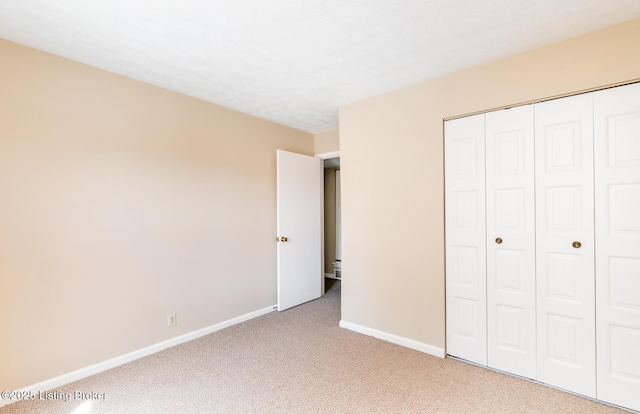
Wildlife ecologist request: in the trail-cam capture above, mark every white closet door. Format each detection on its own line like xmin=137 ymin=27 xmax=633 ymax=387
xmin=594 ymin=83 xmax=640 ymax=412
xmin=486 ymin=105 xmax=536 ymax=379
xmin=445 ymin=114 xmax=487 ymax=365
xmin=535 ymin=94 xmax=596 ymax=397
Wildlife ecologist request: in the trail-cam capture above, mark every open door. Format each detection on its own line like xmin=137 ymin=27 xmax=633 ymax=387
xmin=277 ymin=150 xmax=322 ymax=311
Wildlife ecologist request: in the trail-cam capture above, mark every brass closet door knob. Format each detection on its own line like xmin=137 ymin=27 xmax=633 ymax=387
xmin=280 ymin=236 xmax=289 ymax=242
xmin=572 ymin=241 xmax=581 ymax=248
xmin=495 ymin=238 xmax=503 ymax=244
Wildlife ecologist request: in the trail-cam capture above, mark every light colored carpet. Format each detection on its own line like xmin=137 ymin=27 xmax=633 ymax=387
xmin=1 ymin=280 xmax=629 ymax=413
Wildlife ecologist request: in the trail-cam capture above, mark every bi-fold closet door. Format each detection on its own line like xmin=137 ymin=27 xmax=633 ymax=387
xmin=444 ymin=115 xmax=487 ymax=365
xmin=594 ymin=84 xmax=640 ymax=411
xmin=446 ymin=84 xmax=640 ymax=410
xmin=483 ymin=97 xmax=595 ymax=394
xmin=534 ymin=94 xmax=596 ymax=396
xmin=485 ymin=105 xmax=537 ymax=379
xmin=445 ymin=95 xmax=595 ymax=394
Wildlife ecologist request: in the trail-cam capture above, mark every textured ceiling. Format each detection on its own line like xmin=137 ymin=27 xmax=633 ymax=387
xmin=1 ymin=1 xmax=640 ymax=133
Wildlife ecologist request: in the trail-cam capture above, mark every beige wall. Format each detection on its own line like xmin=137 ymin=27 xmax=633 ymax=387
xmin=314 ymin=129 xmax=339 ymax=154
xmin=0 ymin=39 xmax=313 ymax=391
xmin=339 ymin=19 xmax=640 ymax=350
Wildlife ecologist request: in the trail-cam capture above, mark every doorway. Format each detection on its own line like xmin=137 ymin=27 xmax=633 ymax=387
xmin=323 ymin=156 xmax=341 ymax=292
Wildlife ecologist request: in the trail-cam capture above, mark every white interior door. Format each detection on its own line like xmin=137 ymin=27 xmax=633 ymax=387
xmin=535 ymin=93 xmax=596 ymax=397
xmin=277 ymin=150 xmax=322 ymax=311
xmin=594 ymin=83 xmax=640 ymax=412
xmin=444 ymin=113 xmax=487 ymax=365
xmin=486 ymin=105 xmax=537 ymax=379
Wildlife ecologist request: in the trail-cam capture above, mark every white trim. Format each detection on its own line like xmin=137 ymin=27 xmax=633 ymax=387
xmin=315 ymin=150 xmax=340 ymax=159
xmin=339 ymin=320 xmax=445 ymax=358
xmin=0 ymin=305 xmax=276 ymax=408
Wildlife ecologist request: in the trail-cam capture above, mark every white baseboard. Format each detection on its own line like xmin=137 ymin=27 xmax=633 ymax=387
xmin=1 ymin=305 xmax=276 ymax=408
xmin=339 ymin=320 xmax=445 ymax=358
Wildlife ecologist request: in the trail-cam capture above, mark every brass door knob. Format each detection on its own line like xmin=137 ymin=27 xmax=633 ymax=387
xmin=572 ymin=241 xmax=581 ymax=248
xmin=495 ymin=238 xmax=503 ymax=244
xmin=280 ymin=236 xmax=289 ymax=242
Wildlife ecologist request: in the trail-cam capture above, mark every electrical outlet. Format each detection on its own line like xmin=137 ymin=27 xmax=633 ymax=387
xmin=167 ymin=313 xmax=177 ymax=327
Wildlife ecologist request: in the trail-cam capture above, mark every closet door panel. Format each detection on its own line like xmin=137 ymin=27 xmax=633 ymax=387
xmin=595 ymin=82 xmax=640 ymax=412
xmin=535 ymin=93 xmax=595 ymax=397
xmin=486 ymin=105 xmax=536 ymax=379
xmin=445 ymin=114 xmax=487 ymax=365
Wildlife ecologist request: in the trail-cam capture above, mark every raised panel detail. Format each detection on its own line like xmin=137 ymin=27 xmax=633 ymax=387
xmin=547 ymin=253 xmax=580 ymax=301
xmin=453 ymin=137 xmax=478 ymax=176
xmin=496 ymin=305 xmax=526 ymax=352
xmin=453 ymin=190 xmax=477 ymax=230
xmin=496 ymin=249 xmax=524 ymax=293
xmin=608 ymin=113 xmax=640 ymax=167
xmin=494 ymin=189 xmax=524 ymax=231
xmin=610 ymin=325 xmax=640 ymax=382
xmin=494 ymin=130 xmax=524 ymax=174
xmin=547 ymin=314 xmax=582 ymax=367
xmin=453 ymin=298 xmax=479 ymax=341
xmin=453 ymin=246 xmax=479 ymax=287
xmin=547 ymin=186 xmax=581 ymax=233
xmin=609 ymin=184 xmax=640 ymax=235
xmin=546 ymin=122 xmax=581 ymax=172
xmin=609 ymin=257 xmax=640 ymax=311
